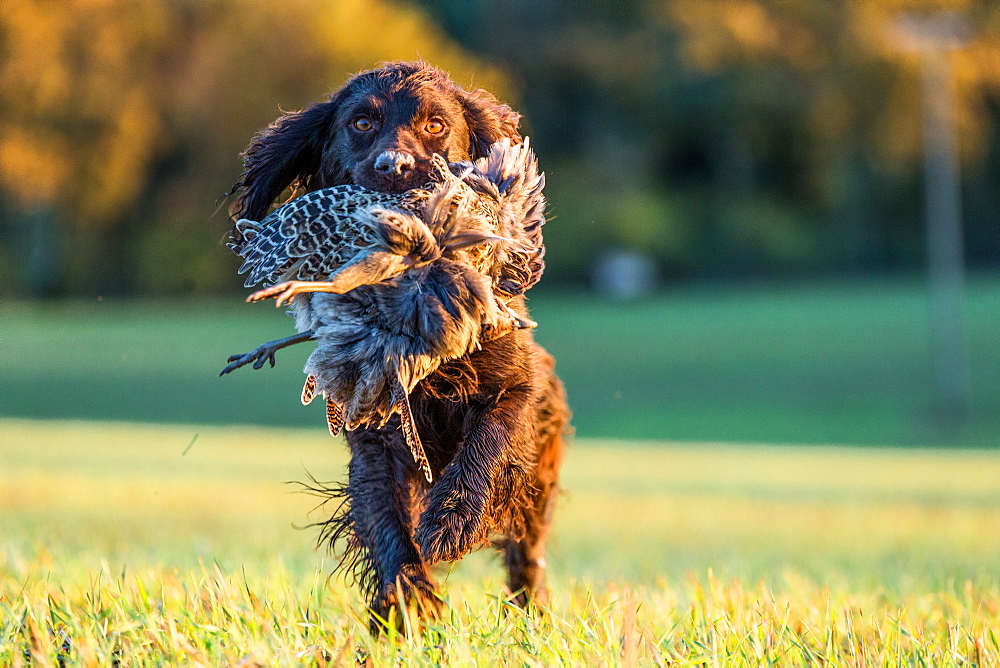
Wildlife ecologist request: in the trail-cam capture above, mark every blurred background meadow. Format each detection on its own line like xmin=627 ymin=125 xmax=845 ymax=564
xmin=1 ymin=0 xmax=998 ymax=445
xmin=1 ymin=0 xmax=999 ymax=662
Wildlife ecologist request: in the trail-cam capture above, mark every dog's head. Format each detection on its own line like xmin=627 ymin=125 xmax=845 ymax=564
xmin=230 ymin=61 xmax=521 ymax=221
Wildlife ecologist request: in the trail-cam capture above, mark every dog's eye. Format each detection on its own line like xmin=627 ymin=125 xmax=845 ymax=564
xmin=425 ymin=119 xmax=445 ymax=135
xmin=352 ymin=116 xmax=373 ymax=132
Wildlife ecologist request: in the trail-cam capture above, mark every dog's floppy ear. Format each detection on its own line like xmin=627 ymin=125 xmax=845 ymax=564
xmin=458 ymin=88 xmax=522 ymax=160
xmin=229 ymin=99 xmax=343 ymax=221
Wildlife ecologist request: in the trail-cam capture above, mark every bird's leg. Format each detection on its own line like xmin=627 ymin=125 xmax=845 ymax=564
xmin=247 ymin=281 xmax=343 ymax=308
xmin=248 ymin=253 xmax=412 ymax=307
xmin=219 ymin=330 xmax=315 ymax=376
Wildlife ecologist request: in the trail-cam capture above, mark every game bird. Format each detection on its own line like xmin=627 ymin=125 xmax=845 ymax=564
xmin=221 ymin=139 xmax=546 ymax=482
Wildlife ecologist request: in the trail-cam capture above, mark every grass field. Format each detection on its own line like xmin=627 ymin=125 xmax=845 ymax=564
xmin=2 ymin=275 xmax=999 ymax=447
xmin=2 ymin=420 xmax=999 ymax=664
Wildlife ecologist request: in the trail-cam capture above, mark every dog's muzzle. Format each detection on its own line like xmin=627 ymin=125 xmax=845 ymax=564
xmin=373 ymin=150 xmax=416 ymax=176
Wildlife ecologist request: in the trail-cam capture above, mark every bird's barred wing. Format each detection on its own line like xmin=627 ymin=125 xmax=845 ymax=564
xmin=228 ymin=185 xmax=425 ymax=287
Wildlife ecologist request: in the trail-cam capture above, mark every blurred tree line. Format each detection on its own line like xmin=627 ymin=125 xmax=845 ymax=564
xmin=1 ymin=0 xmax=997 ymax=296
xmin=0 ymin=0 xmax=508 ymax=296
xmin=421 ymin=0 xmax=1000 ymax=283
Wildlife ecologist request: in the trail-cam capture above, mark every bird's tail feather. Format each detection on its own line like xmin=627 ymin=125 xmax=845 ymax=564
xmin=301 ymin=375 xmax=317 ymax=405
xmin=393 ymin=380 xmax=432 ymax=483
xmin=326 ymin=398 xmax=345 ymax=437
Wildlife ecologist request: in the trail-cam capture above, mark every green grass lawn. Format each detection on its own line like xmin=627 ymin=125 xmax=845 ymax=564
xmin=2 ymin=275 xmax=998 ymax=446
xmin=2 ymin=420 xmax=998 ymax=664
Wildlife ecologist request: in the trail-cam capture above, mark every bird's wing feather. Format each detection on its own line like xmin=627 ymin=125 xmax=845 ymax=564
xmin=229 ymin=185 xmax=423 ymax=287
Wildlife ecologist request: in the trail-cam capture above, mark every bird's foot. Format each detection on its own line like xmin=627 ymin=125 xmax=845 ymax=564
xmin=219 ymin=345 xmax=278 ymax=376
xmin=501 ymin=302 xmax=537 ymax=330
xmin=511 ymin=312 xmax=537 ymax=329
xmin=219 ymin=331 xmax=315 ymax=376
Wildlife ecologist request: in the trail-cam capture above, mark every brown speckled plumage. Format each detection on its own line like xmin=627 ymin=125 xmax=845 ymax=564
xmin=229 ymin=185 xmax=429 ymax=288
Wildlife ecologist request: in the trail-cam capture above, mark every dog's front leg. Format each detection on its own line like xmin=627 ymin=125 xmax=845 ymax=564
xmin=345 ymin=425 xmax=441 ymax=632
xmin=415 ymin=383 xmax=536 ymax=564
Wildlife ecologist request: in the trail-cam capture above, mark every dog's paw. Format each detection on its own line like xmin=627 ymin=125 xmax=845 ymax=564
xmin=416 ymin=490 xmax=491 ymax=564
xmin=370 ymin=564 xmax=442 ymax=634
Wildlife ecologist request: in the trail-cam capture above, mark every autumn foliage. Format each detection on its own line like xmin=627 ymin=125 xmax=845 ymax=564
xmin=0 ymin=0 xmax=508 ymax=295
xmin=1 ymin=0 xmax=999 ymax=295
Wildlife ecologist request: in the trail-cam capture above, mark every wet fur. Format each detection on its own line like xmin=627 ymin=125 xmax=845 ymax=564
xmin=230 ymin=62 xmax=569 ymax=630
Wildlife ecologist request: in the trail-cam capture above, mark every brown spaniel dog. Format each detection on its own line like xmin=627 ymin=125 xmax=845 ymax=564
xmin=226 ymin=62 xmax=569 ymax=631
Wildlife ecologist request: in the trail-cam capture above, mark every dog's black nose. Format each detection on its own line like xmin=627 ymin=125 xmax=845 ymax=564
xmin=373 ymin=150 xmax=415 ymax=175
